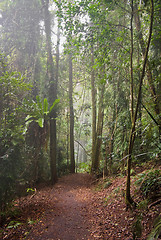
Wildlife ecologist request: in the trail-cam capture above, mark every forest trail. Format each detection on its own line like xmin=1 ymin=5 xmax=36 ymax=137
xmin=26 ymin=173 xmax=94 ymax=240
xmin=1 ymin=171 xmax=159 ymax=240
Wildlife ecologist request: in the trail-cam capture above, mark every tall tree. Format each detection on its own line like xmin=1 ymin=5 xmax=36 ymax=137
xmin=134 ymin=1 xmax=161 ymax=143
xmin=125 ymin=0 xmax=154 ymax=208
xmin=41 ymin=0 xmax=58 ymax=184
xmin=91 ymin=83 xmax=105 ymax=173
xmin=91 ymin=46 xmax=97 ymax=173
xmin=69 ymin=53 xmax=75 ymax=173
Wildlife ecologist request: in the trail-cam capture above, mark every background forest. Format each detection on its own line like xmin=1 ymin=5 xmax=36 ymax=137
xmin=0 ymin=0 xmax=161 ymax=214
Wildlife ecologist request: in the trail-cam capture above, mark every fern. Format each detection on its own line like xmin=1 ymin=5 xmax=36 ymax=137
xmin=147 ymin=216 xmax=161 ymax=240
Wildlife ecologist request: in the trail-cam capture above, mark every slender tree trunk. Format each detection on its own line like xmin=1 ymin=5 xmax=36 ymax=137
xmin=69 ymin=53 xmax=75 ymax=173
xmin=66 ymin=109 xmax=69 ymax=170
xmin=42 ymin=0 xmax=57 ymax=184
xmin=134 ymin=2 xmax=161 ymax=142
xmin=104 ymin=141 xmax=109 ymax=176
xmin=137 ymin=42 xmax=142 ymax=148
xmin=0 ymin=84 xmax=3 ymax=127
xmin=126 ymin=0 xmax=134 ymax=207
xmin=56 ymin=0 xmax=60 ymax=93
xmin=126 ymin=0 xmax=154 ymax=208
xmin=130 ymin=0 xmax=134 ymax=122
xmin=92 ymin=84 xmax=105 ymax=173
xmin=91 ymin=46 xmax=97 ymax=173
xmin=55 ymin=3 xmax=60 ymax=171
xmin=109 ymin=75 xmax=117 ymax=175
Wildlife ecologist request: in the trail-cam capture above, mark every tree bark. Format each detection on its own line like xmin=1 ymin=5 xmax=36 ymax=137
xmin=69 ymin=53 xmax=75 ymax=173
xmin=91 ymin=46 xmax=97 ymax=173
xmin=92 ymin=84 xmax=105 ymax=174
xmin=109 ymin=74 xmax=117 ymax=175
xmin=130 ymin=0 xmax=134 ymax=122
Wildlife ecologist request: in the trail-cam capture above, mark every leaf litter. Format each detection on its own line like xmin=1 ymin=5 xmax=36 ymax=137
xmin=0 ymin=173 xmax=160 ymax=239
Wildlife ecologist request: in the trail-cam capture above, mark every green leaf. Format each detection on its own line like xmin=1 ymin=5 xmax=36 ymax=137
xmin=49 ymin=99 xmax=60 ymax=113
xmin=116 ymin=36 xmax=123 ymax=42
xmin=26 ymin=188 xmax=35 ymax=193
xmin=36 ymin=95 xmax=43 ymax=113
xmin=44 ymin=98 xmax=49 ymax=114
xmin=147 ymin=216 xmax=161 ymax=240
xmin=37 ymin=118 xmax=44 ymax=128
xmin=7 ymin=221 xmax=22 ymax=229
xmin=25 ymin=115 xmax=32 ymax=122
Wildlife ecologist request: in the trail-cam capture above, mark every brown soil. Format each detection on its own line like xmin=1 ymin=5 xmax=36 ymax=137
xmin=0 ymin=173 xmax=160 ymax=240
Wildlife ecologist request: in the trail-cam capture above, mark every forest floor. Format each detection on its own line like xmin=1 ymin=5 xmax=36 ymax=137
xmin=0 ymin=170 xmax=161 ymax=240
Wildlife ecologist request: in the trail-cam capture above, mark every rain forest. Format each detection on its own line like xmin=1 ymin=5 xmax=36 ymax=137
xmin=0 ymin=0 xmax=161 ymax=239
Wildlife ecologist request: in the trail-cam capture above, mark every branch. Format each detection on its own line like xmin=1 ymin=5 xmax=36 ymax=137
xmin=74 ymin=140 xmax=90 ymax=156
xmin=142 ymin=102 xmax=159 ymax=126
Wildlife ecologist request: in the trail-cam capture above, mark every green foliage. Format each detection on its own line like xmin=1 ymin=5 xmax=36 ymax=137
xmin=26 ymin=188 xmax=35 ymax=193
xmin=78 ymin=162 xmax=91 ymax=173
xmin=0 ymin=203 xmax=21 ymax=227
xmin=0 ymin=1 xmax=161 ymax=231
xmin=7 ymin=221 xmax=22 ymax=229
xmin=137 ymin=199 xmax=149 ymax=210
xmin=135 ymin=169 xmax=161 ymax=200
xmin=0 ymin=56 xmax=33 ymax=212
xmin=147 ymin=216 xmax=161 ymax=240
xmin=25 ymin=97 xmax=60 ymax=128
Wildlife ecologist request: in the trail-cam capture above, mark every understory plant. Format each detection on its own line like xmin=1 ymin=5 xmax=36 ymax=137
xmin=135 ymin=169 xmax=161 ymax=201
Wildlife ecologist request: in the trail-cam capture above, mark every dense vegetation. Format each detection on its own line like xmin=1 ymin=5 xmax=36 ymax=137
xmin=0 ymin=0 xmax=160 ymax=227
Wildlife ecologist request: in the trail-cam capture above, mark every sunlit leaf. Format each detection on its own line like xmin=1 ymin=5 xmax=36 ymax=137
xmin=49 ymin=99 xmax=60 ymax=113
xmin=37 ymin=118 xmax=44 ymax=128
xmin=44 ymin=98 xmax=49 ymax=114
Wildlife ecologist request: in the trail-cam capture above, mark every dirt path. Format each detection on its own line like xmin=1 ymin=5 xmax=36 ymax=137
xmin=1 ymin=172 xmax=159 ymax=239
xmin=26 ymin=173 xmax=94 ymax=240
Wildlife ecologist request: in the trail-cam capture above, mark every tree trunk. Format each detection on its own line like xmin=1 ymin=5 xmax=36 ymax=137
xmin=69 ymin=53 xmax=75 ymax=173
xmin=66 ymin=109 xmax=69 ymax=170
xmin=42 ymin=0 xmax=57 ymax=184
xmin=109 ymin=74 xmax=117 ymax=175
xmin=91 ymin=46 xmax=97 ymax=173
xmin=126 ymin=0 xmax=134 ymax=207
xmin=126 ymin=0 xmax=154 ymax=208
xmin=134 ymin=2 xmax=161 ymax=142
xmin=130 ymin=0 xmax=134 ymax=122
xmin=55 ymin=0 xmax=60 ymax=93
xmin=103 ymin=141 xmax=109 ymax=176
xmin=92 ymin=85 xmax=105 ymax=174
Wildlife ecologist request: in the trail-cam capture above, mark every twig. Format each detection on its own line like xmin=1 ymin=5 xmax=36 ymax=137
xmin=29 ymin=188 xmax=37 ymax=199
